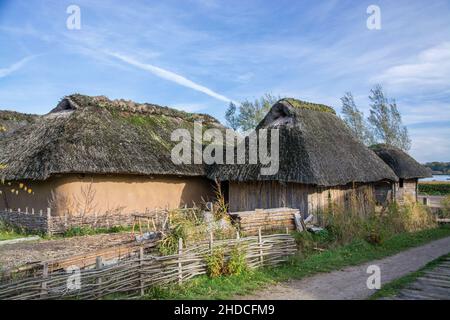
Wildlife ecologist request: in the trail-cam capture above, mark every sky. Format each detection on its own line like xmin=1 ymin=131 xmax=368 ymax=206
xmin=0 ymin=0 xmax=449 ymax=163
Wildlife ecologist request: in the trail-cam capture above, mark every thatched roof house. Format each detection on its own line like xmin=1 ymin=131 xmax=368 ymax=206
xmin=208 ymin=98 xmax=398 ymax=215
xmin=370 ymin=144 xmax=432 ymax=202
xmin=0 ymin=94 xmax=223 ymax=215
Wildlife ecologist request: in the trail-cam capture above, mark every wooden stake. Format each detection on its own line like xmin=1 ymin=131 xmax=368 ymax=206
xmin=96 ymin=256 xmax=103 ymax=298
xmin=258 ymin=227 xmax=264 ymax=266
xmin=209 ymin=231 xmax=213 ymax=254
xmin=139 ymin=247 xmax=145 ymax=296
xmin=40 ymin=262 xmax=48 ymax=299
xmin=178 ymin=238 xmax=183 ymax=284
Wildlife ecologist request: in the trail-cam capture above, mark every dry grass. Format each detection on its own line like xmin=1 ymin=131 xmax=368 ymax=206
xmin=318 ymin=192 xmax=436 ymax=245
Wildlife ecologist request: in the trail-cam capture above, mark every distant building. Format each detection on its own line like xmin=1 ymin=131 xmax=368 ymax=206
xmin=370 ymin=144 xmax=432 ymax=203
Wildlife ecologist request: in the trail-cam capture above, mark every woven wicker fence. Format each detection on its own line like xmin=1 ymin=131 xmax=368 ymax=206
xmin=0 ymin=231 xmax=297 ymax=300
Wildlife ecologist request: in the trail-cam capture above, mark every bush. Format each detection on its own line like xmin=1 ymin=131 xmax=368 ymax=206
xmin=384 ymin=200 xmax=437 ymax=233
xmin=440 ymin=195 xmax=450 ymax=218
xmin=205 ymin=248 xmax=225 ymax=278
xmin=226 ymin=246 xmax=248 ymax=276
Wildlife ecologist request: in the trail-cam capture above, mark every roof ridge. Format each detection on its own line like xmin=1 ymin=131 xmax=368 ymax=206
xmin=279 ymin=98 xmax=336 ymax=114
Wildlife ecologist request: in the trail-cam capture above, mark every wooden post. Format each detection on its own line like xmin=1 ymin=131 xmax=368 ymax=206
xmin=423 ymin=197 xmax=429 ymax=206
xmin=47 ymin=208 xmax=52 ymax=236
xmin=139 ymin=247 xmax=145 ymax=296
xmin=286 ymin=227 xmax=289 ymax=234
xmin=178 ymin=238 xmax=183 ymax=284
xmin=40 ymin=262 xmax=48 ymax=298
xmin=258 ymin=227 xmax=264 ymax=266
xmin=209 ymin=231 xmax=214 ymax=254
xmin=96 ymin=256 xmax=103 ymax=298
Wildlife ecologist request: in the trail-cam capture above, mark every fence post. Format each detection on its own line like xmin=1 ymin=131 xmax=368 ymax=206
xmin=96 ymin=256 xmax=103 ymax=299
xmin=40 ymin=262 xmax=49 ymax=299
xmin=178 ymin=238 xmax=183 ymax=284
xmin=258 ymin=227 xmax=264 ymax=266
xmin=209 ymin=231 xmax=214 ymax=254
xmin=139 ymin=247 xmax=145 ymax=296
xmin=47 ymin=208 xmax=52 ymax=236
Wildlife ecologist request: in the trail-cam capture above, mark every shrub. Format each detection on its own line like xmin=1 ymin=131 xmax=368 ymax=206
xmin=226 ymin=246 xmax=248 ymax=276
xmin=384 ymin=200 xmax=436 ymax=233
xmin=205 ymin=248 xmax=225 ymax=278
xmin=441 ymin=195 xmax=450 ymax=218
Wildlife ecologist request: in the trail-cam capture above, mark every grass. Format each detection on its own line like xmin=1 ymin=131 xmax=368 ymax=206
xmin=60 ymin=225 xmax=132 ymax=238
xmin=369 ymin=252 xmax=450 ymax=300
xmin=142 ymin=225 xmax=450 ymax=300
xmin=0 ymin=221 xmax=28 ymax=241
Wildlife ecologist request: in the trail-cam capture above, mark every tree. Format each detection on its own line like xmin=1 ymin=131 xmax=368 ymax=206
xmin=340 ymin=92 xmax=374 ymax=145
xmin=225 ymin=94 xmax=280 ymax=132
xmin=368 ymin=85 xmax=411 ymax=151
xmin=224 ymin=102 xmax=240 ymax=131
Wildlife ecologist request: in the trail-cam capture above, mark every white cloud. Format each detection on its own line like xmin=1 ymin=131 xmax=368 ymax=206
xmin=105 ymin=51 xmax=237 ymax=104
xmin=374 ymin=42 xmax=450 ymax=92
xmin=0 ymin=56 xmax=33 ymax=78
xmin=409 ymin=126 xmax=450 ymax=162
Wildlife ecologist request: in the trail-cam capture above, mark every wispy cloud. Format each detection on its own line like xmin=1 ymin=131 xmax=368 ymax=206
xmin=105 ymin=51 xmax=236 ymax=104
xmin=374 ymin=42 xmax=450 ymax=92
xmin=0 ymin=56 xmax=33 ymax=78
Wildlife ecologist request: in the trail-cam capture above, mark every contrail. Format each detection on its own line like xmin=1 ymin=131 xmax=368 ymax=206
xmin=106 ymin=51 xmax=237 ymax=104
xmin=0 ymin=56 xmax=33 ymax=78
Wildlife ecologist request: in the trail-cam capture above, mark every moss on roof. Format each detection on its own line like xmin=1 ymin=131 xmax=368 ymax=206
xmin=281 ymin=98 xmax=336 ymax=114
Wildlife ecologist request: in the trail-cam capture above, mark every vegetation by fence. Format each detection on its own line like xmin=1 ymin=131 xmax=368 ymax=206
xmin=0 ymin=230 xmax=296 ymax=300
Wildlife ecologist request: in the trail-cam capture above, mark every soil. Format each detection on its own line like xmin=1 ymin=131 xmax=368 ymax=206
xmin=0 ymin=233 xmax=135 ymax=271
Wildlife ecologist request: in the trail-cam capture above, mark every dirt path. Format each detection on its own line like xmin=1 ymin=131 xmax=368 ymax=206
xmin=0 ymin=233 xmax=135 ymax=271
xmin=237 ymin=236 xmax=450 ymax=300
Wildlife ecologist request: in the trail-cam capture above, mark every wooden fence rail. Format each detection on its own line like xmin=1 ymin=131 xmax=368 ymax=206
xmin=0 ymin=231 xmax=297 ymax=300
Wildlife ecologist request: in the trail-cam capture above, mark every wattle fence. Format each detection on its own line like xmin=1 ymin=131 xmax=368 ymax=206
xmin=0 ymin=231 xmax=297 ymax=300
xmin=0 ymin=208 xmax=168 ymax=235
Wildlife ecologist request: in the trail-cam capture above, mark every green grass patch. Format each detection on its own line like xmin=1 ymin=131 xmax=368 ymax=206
xmin=369 ymin=252 xmax=450 ymax=300
xmin=61 ymin=225 xmax=132 ymax=238
xmin=419 ymin=183 xmax=450 ymax=196
xmin=0 ymin=221 xmax=28 ymax=241
xmin=142 ymin=225 xmax=450 ymax=300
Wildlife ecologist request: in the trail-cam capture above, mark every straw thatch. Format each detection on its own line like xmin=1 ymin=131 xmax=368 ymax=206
xmin=0 ymin=110 xmax=37 ymax=137
xmin=370 ymin=144 xmax=432 ymax=179
xmin=0 ymin=94 xmax=224 ymax=181
xmin=208 ymin=98 xmax=398 ymax=187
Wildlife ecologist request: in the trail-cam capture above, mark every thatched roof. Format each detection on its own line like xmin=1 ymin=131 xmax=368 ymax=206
xmin=0 ymin=94 xmax=224 ymax=181
xmin=370 ymin=144 xmax=432 ymax=179
xmin=208 ymin=98 xmax=398 ymax=187
xmin=0 ymin=110 xmax=38 ymax=137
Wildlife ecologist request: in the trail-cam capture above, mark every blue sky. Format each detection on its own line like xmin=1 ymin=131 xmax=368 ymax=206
xmin=0 ymin=0 xmax=449 ymax=162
